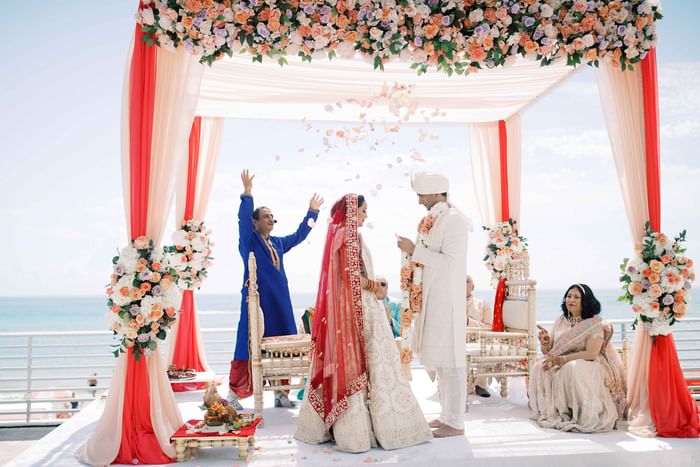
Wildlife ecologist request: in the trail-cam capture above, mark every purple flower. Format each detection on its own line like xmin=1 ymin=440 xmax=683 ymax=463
xmin=137 ymin=334 xmax=150 ymax=343
xmin=320 ymin=14 xmax=330 ymax=24
xmin=441 ymin=16 xmax=451 ymax=26
xmin=415 ymin=37 xmax=423 ymax=47
xmin=614 ymin=40 xmax=623 ymax=48
xmin=139 ymin=269 xmax=152 ymax=281
xmin=510 ymin=5 xmax=520 ymax=14
xmin=257 ymin=22 xmax=270 ymax=38
xmin=366 ymin=10 xmax=375 ymax=21
xmin=662 ymin=294 xmax=675 ymax=306
xmin=617 ymin=25 xmax=627 ymax=36
xmin=184 ymin=38 xmax=194 ymax=53
xmin=510 ymin=44 xmax=519 ymax=54
xmin=193 ymin=17 xmax=203 ymax=27
xmin=152 ymin=285 xmax=163 ymax=296
xmin=627 ymin=265 xmax=637 ymax=274
xmin=358 ymin=10 xmax=366 ymax=21
xmin=130 ymin=305 xmax=140 ymax=316
xmin=429 ymin=0 xmax=439 ymax=5
xmin=197 ymin=9 xmax=207 ymax=19
xmin=523 ymin=16 xmax=535 ymax=28
xmin=303 ymin=5 xmax=315 ymax=15
xmin=641 ymin=278 xmax=651 ymax=288
xmin=215 ymin=28 xmax=227 ymax=38
xmin=486 ymin=59 xmax=495 ymax=68
xmin=114 ymin=264 xmax=124 ymax=275
xmin=533 ymin=30 xmax=543 ymax=41
xmin=320 ymin=5 xmax=331 ymax=16
xmin=250 ymin=0 xmax=259 ymax=6
xmin=599 ymin=39 xmax=609 ymax=49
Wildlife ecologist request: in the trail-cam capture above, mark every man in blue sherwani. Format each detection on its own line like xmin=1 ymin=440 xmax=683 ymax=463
xmin=229 ymin=170 xmax=323 ymax=409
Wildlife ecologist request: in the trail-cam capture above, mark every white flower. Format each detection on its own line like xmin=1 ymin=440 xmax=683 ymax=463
xmin=140 ymin=8 xmax=156 ymax=26
xmin=191 ymin=237 xmax=206 ymax=252
xmin=468 ymin=9 xmax=484 ymax=23
xmin=540 ymin=4 xmax=554 ymax=18
xmin=172 ymin=229 xmax=188 ymax=246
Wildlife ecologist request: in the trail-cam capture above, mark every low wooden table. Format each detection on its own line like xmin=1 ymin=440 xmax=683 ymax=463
xmin=171 ymin=418 xmax=260 ymax=461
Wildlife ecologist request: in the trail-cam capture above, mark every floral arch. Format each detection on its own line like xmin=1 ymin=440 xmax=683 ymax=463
xmin=77 ymin=1 xmax=700 ymax=465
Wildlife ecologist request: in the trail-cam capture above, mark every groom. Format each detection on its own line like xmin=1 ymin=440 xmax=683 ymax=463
xmin=396 ymin=171 xmax=470 ymax=438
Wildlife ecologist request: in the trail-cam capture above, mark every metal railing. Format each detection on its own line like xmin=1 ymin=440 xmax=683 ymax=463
xmin=1 ymin=318 xmax=698 ymax=426
xmin=0 ymin=328 xmax=235 ymax=426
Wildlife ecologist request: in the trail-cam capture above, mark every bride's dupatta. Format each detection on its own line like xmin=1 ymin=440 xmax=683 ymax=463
xmin=307 ymin=194 xmax=368 ymax=428
xmin=550 ymin=316 xmax=628 ymax=418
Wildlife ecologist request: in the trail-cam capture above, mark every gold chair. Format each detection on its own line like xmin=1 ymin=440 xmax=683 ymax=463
xmin=465 ymin=257 xmax=536 ymax=409
xmin=246 ymin=253 xmax=311 ymax=423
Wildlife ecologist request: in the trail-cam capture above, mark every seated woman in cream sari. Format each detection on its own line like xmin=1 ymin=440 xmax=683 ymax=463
xmin=528 ymin=283 xmax=627 ymax=433
xmin=295 ymin=194 xmax=432 ymax=453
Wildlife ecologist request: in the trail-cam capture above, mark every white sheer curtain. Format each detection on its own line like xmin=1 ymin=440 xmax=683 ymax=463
xmin=595 ymin=63 xmax=653 ymax=436
xmin=77 ymin=47 xmax=204 ymax=465
xmin=469 ymin=114 xmax=522 ymax=228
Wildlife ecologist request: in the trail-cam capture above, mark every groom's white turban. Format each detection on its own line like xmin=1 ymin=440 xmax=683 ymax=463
xmin=411 ymin=171 xmax=449 ymax=195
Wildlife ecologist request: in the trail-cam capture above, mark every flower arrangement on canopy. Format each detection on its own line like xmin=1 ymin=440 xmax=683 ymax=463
xmin=482 ymin=219 xmax=528 ymax=287
xmin=619 ymin=222 xmax=695 ymax=337
xmin=165 ymin=219 xmax=214 ymax=290
xmin=105 ymin=237 xmax=182 ymax=359
xmin=137 ymin=0 xmax=662 ymax=74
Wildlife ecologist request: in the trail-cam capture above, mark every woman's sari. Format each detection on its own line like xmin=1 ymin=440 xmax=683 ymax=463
xmin=528 ymin=315 xmax=627 ymax=432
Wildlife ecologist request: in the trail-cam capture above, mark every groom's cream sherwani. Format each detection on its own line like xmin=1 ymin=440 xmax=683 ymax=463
xmin=412 ymin=206 xmax=469 ymax=368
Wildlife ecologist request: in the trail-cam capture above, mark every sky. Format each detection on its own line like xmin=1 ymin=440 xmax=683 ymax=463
xmin=1 ymin=1 xmax=698 ymax=298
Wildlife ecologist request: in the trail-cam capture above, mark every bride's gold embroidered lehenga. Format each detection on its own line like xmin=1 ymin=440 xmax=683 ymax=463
xmin=294 ymin=194 xmax=432 ymax=453
xmin=528 ymin=315 xmax=627 ymax=432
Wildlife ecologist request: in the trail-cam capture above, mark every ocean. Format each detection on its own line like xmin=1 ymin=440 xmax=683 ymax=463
xmin=0 ymin=289 xmax=636 ymax=334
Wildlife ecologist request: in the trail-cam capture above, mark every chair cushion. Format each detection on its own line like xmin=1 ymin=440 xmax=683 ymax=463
xmin=502 ymin=300 xmax=528 ymax=331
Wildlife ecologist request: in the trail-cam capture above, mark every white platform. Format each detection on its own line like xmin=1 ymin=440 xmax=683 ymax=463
xmin=7 ymin=370 xmax=700 ymax=466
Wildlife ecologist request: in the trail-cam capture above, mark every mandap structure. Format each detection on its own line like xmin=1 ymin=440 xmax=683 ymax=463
xmin=77 ymin=1 xmax=699 ymax=465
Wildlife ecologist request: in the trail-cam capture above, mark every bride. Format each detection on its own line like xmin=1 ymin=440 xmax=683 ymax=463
xmin=295 ymin=194 xmax=432 ymax=453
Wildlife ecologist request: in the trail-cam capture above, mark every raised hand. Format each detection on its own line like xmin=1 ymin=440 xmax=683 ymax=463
xmin=309 ymin=193 xmax=324 ymax=212
xmin=241 ymin=170 xmax=254 ymax=195
xmin=396 ymin=235 xmax=415 ymax=255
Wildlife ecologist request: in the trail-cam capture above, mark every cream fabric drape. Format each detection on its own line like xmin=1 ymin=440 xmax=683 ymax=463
xmin=595 ymin=64 xmax=648 ymax=242
xmin=77 ymin=47 xmax=204 ymax=465
xmin=595 ymin=63 xmax=653 ymax=436
xmin=197 ymin=55 xmax=574 ymax=123
xmin=469 ymin=114 xmax=522 ymax=228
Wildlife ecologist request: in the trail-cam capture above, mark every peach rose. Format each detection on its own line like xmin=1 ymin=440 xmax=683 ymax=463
xmin=166 ymin=307 xmax=176 ymax=318
xmin=126 ymin=328 xmax=138 ymax=340
xmin=181 ymin=16 xmax=193 ymax=29
xmin=649 ymin=260 xmax=664 ymax=273
xmin=648 ymin=272 xmax=660 ymax=284
xmin=631 ymin=304 xmax=642 ymax=313
xmin=650 ymin=301 xmax=660 ymax=312
xmin=648 ymin=284 xmax=663 ymax=298
xmin=151 ymin=261 xmax=161 ymax=271
xmin=112 ymin=305 xmax=121 ymax=313
xmin=151 ymin=322 xmax=160 ymax=333
xmin=151 ymin=272 xmax=162 ymax=283
xmin=258 ymin=8 xmax=270 ymax=21
xmin=336 ymin=14 xmax=349 ymax=29
xmin=627 ymin=282 xmax=643 ymax=295
xmin=119 ymin=286 xmax=130 ymax=297
xmin=673 ymin=303 xmax=687 ymax=318
xmin=423 ymin=24 xmax=439 ymax=39
xmin=135 ymin=314 xmax=145 ymax=326
xmin=139 ymin=282 xmax=152 ymax=293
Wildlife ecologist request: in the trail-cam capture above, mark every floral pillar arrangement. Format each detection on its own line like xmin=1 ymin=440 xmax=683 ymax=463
xmin=105 ymin=236 xmax=182 ymax=359
xmin=482 ymin=219 xmax=528 ymax=288
xmin=619 ymin=222 xmax=695 ymax=337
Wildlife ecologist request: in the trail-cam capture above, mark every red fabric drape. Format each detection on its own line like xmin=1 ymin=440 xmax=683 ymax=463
xmin=129 ymin=19 xmax=156 ymax=239
xmin=115 ymin=349 xmax=173 ymax=464
xmin=641 ymin=48 xmax=661 ymax=231
xmin=183 ymin=117 xmax=201 ymax=220
xmin=498 ymin=120 xmax=509 ymax=222
xmin=491 ymin=278 xmax=506 ymax=332
xmin=648 ymin=335 xmax=700 ymax=437
xmin=642 ymin=48 xmax=700 ymax=437
xmin=117 ymin=13 xmax=173 ymax=464
xmin=171 ymin=117 xmax=208 ymax=392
